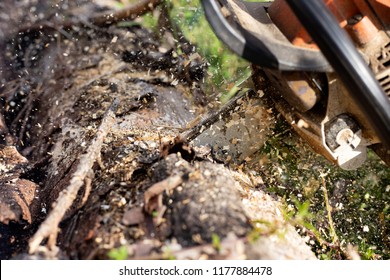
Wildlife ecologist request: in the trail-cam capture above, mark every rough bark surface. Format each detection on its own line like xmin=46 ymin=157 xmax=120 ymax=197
xmin=0 ymin=0 xmax=316 ymax=260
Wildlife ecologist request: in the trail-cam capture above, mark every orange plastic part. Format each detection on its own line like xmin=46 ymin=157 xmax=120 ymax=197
xmin=366 ymin=0 xmax=390 ymax=27
xmin=267 ymin=0 xmax=316 ymax=49
xmin=268 ymin=0 xmax=387 ymax=47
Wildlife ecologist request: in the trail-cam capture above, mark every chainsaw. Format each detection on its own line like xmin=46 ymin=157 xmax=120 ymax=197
xmin=201 ymin=0 xmax=390 ymax=170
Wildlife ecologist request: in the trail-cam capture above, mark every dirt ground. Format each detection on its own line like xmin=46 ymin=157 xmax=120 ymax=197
xmin=0 ymin=0 xmax=337 ymax=260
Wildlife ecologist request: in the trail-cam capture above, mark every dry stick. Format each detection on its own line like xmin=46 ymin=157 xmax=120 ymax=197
xmin=322 ymin=177 xmax=362 ymax=260
xmin=321 ymin=176 xmax=339 ymax=244
xmin=321 ymin=177 xmax=361 ymax=259
xmin=303 ymin=176 xmax=360 ymax=259
xmin=80 ymin=170 xmax=94 ymax=207
xmin=91 ymin=0 xmax=162 ymax=26
xmin=18 ymin=0 xmax=162 ymax=34
xmin=144 ymin=175 xmax=183 ymax=213
xmin=28 ymin=98 xmax=119 ymax=254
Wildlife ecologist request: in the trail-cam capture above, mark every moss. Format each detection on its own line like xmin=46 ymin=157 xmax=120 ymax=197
xmin=258 ymin=119 xmax=390 ymax=259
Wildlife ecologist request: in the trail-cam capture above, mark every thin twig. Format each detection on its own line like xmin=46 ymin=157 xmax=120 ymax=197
xmin=18 ymin=0 xmax=162 ymax=34
xmin=28 ymin=98 xmax=119 ymax=254
xmin=144 ymin=174 xmax=183 ymax=213
xmin=81 ymin=170 xmax=94 ymax=207
xmin=301 ymin=226 xmax=339 ymax=249
xmin=91 ymin=0 xmax=162 ymax=26
xmin=321 ymin=176 xmax=339 ymax=244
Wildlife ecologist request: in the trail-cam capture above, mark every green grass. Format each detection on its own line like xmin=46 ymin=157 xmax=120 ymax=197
xmin=256 ymin=119 xmax=390 ymax=259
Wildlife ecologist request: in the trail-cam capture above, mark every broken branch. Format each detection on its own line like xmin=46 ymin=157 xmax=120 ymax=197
xmin=18 ymin=0 xmax=162 ymax=34
xmin=28 ymin=98 xmax=119 ymax=254
xmin=144 ymin=174 xmax=183 ymax=214
xmin=91 ymin=0 xmax=162 ymax=26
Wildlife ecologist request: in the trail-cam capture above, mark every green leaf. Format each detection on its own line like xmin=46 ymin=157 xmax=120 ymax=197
xmin=107 ymin=246 xmax=128 ymax=260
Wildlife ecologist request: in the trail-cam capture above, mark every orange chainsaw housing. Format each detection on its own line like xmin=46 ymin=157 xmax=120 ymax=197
xmin=268 ymin=0 xmax=390 ymax=48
